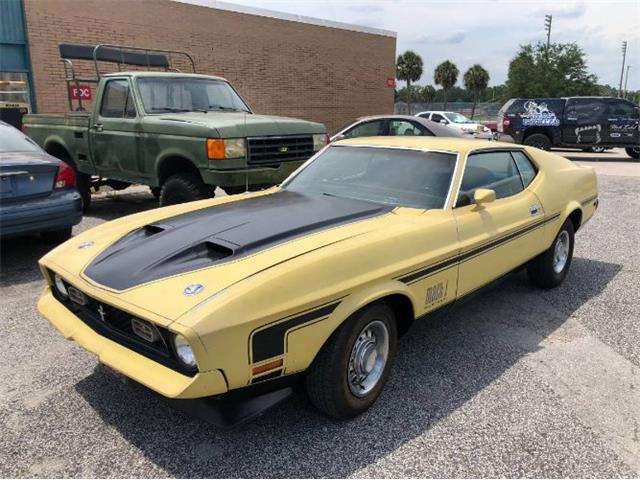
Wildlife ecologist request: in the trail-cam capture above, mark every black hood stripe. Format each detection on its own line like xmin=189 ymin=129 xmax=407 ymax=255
xmin=84 ymin=191 xmax=391 ymax=290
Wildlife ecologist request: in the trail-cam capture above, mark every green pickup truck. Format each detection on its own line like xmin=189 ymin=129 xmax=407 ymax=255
xmin=23 ymin=44 xmax=327 ymax=210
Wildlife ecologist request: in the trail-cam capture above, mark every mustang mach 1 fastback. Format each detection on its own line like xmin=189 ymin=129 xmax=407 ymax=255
xmin=38 ymin=137 xmax=598 ymax=423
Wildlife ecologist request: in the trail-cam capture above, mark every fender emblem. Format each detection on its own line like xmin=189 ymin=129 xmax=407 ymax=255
xmin=78 ymin=240 xmax=94 ymax=249
xmin=184 ymin=283 xmax=204 ymax=296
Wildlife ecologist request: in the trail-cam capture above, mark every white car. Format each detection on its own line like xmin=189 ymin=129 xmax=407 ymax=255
xmin=415 ymin=111 xmax=493 ymax=139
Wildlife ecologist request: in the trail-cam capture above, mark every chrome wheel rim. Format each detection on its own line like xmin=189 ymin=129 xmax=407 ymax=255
xmin=553 ymin=230 xmax=570 ymax=273
xmin=348 ymin=320 xmax=389 ymax=397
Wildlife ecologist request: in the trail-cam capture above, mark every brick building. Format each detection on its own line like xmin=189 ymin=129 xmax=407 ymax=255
xmin=2 ymin=0 xmax=396 ymax=133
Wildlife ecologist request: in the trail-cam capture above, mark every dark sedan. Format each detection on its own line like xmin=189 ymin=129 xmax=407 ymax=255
xmin=330 ymin=115 xmax=463 ymax=142
xmin=0 ymin=121 xmax=82 ymax=243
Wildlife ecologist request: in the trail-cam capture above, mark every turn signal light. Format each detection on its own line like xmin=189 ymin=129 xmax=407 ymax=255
xmin=207 ymin=138 xmax=226 ymax=160
xmin=252 ymin=358 xmax=283 ymax=375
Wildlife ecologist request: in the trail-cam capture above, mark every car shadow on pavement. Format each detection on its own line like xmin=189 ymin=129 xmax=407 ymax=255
xmin=73 ymin=255 xmax=622 ymax=477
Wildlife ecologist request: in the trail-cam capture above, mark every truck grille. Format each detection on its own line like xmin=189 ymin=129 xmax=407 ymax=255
xmin=48 ymin=270 xmax=196 ymax=376
xmin=247 ymin=135 xmax=314 ymax=165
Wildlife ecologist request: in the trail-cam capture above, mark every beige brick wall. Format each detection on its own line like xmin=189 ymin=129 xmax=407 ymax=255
xmin=23 ymin=0 xmax=396 ymax=133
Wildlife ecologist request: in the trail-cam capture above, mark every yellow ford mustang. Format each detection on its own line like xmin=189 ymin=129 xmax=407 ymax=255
xmin=38 ymin=137 xmax=598 ymax=424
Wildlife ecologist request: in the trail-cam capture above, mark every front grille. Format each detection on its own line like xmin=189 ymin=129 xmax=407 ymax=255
xmin=247 ymin=135 xmax=314 ymax=165
xmin=48 ymin=270 xmax=196 ymax=376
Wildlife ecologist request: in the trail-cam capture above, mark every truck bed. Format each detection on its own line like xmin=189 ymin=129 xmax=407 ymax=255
xmin=23 ymin=112 xmax=91 ymax=128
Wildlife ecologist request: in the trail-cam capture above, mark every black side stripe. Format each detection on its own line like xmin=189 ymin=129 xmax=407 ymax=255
xmin=250 ymin=300 xmax=341 ymax=363
xmin=398 ymin=213 xmax=561 ymax=285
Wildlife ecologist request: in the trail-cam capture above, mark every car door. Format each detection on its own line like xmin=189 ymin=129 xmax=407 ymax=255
xmin=89 ymin=78 xmax=144 ymax=180
xmin=453 ymin=149 xmax=545 ymax=296
xmin=563 ymin=98 xmax=607 ymax=145
xmin=605 ymin=98 xmax=640 ymax=145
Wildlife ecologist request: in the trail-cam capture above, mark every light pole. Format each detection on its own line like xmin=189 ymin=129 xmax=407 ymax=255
xmin=618 ymin=41 xmax=627 ymax=97
xmin=544 ymin=15 xmax=552 ymax=48
xmin=623 ymin=65 xmax=631 ymax=99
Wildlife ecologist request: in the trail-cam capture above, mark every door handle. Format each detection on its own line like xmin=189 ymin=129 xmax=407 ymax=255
xmin=94 ymin=124 xmax=103 ymax=132
xmin=529 ymin=205 xmax=540 ymax=215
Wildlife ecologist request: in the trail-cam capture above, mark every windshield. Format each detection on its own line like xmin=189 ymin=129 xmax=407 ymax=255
xmin=284 ymin=146 xmax=456 ymax=209
xmin=0 ymin=124 xmax=41 ymax=153
xmin=137 ymin=77 xmax=250 ymax=113
xmin=445 ymin=112 xmax=473 ymax=123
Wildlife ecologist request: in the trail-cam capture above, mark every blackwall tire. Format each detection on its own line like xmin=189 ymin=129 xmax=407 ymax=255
xmin=523 ymin=133 xmax=552 ymax=151
xmin=625 ymin=147 xmax=640 ymax=160
xmin=527 ymin=218 xmax=575 ymax=289
xmin=305 ymin=302 xmax=398 ymax=420
xmin=159 ymin=173 xmax=215 ymax=206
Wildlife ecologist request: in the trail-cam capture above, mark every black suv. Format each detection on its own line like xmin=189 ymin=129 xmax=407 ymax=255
xmin=498 ymin=97 xmax=640 ymax=159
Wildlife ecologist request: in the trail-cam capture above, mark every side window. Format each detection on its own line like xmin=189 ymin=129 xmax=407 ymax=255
xmin=431 ymin=113 xmax=446 ymax=123
xmin=511 ymin=151 xmax=537 ymax=187
xmin=100 ymin=80 xmax=136 ymax=118
xmin=343 ymin=120 xmax=385 ymax=139
xmin=567 ymin=98 xmax=606 ymax=120
xmin=418 ymin=112 xmax=431 ymax=119
xmin=456 ymin=151 xmax=524 ymax=207
xmin=388 ymin=120 xmax=431 ymax=136
xmin=608 ymin=100 xmax=635 ymax=119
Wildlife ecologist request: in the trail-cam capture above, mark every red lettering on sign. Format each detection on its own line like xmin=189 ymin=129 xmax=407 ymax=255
xmin=69 ymin=84 xmax=92 ymax=100
xmin=386 ymin=78 xmax=396 ymax=88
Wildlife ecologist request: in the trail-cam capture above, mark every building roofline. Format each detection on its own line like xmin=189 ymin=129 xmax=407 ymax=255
xmin=172 ymin=0 xmax=397 ymax=38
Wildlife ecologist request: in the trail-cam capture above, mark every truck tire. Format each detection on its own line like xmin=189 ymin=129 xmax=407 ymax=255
xmin=159 ymin=173 xmax=215 ymax=206
xmin=527 ymin=218 xmax=574 ymax=289
xmin=150 ymin=186 xmax=161 ymax=200
xmin=626 ymin=147 xmax=640 ymax=160
xmin=41 ymin=227 xmax=72 ymax=244
xmin=76 ymin=171 xmax=92 ymax=213
xmin=305 ymin=302 xmax=397 ymax=420
xmin=523 ymin=133 xmax=552 ymax=151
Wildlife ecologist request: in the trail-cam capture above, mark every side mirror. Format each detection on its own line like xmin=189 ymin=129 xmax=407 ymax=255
xmin=474 ymin=188 xmax=496 ymax=206
xmin=332 ymin=134 xmax=345 ymax=142
xmin=439 ymin=119 xmax=448 ymax=125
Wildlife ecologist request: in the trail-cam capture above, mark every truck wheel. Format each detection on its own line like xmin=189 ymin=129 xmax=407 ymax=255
xmin=626 ymin=147 xmax=640 ymax=160
xmin=41 ymin=227 xmax=72 ymax=244
xmin=306 ymin=302 xmax=397 ymax=420
xmin=159 ymin=173 xmax=215 ymax=206
xmin=76 ymin=172 xmax=92 ymax=213
xmin=150 ymin=186 xmax=161 ymax=200
xmin=527 ymin=218 xmax=574 ymax=289
xmin=523 ymin=133 xmax=551 ymax=151
xmin=589 ymin=146 xmax=607 ymax=153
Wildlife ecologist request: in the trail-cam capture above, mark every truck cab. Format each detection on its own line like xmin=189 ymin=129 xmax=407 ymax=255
xmin=23 ymin=44 xmax=327 ymax=210
xmin=498 ymin=96 xmax=640 ymax=159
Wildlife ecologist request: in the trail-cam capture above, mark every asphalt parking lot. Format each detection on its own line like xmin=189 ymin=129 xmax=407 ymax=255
xmin=1 ymin=149 xmax=638 ymax=478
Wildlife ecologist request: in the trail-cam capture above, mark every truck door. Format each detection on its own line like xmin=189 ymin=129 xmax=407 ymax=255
xmin=563 ymin=98 xmax=607 ymax=146
xmin=605 ymin=98 xmax=640 ymax=145
xmin=89 ymin=78 xmax=144 ymax=181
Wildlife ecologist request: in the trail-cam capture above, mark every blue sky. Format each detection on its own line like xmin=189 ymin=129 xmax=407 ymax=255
xmin=192 ymin=0 xmax=640 ymax=90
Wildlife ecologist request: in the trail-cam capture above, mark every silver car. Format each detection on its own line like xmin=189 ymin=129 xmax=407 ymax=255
xmin=330 ymin=115 xmax=463 ymax=142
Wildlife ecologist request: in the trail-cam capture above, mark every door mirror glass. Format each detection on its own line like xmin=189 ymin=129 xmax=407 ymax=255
xmin=440 ymin=119 xmax=448 ymax=125
xmin=474 ymin=188 xmax=496 ymax=206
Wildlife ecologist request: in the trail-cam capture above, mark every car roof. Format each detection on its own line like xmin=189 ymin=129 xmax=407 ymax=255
xmin=333 ymin=136 xmax=517 ymax=155
xmin=102 ymin=71 xmax=228 ymax=82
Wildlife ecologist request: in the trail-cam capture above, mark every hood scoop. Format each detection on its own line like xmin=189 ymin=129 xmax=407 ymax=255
xmin=84 ymin=191 xmax=391 ymax=290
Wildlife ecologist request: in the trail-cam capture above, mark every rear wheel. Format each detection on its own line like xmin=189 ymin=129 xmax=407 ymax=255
xmin=626 ymin=147 xmax=640 ymax=160
xmin=76 ymin=171 xmax=92 ymax=212
xmin=41 ymin=227 xmax=72 ymax=244
xmin=527 ymin=218 xmax=575 ymax=288
xmin=159 ymin=173 xmax=215 ymax=206
xmin=306 ymin=302 xmax=397 ymax=420
xmin=523 ymin=133 xmax=551 ymax=151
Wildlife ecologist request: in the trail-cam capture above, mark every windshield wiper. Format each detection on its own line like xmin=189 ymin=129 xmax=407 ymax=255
xmin=149 ymin=107 xmax=193 ymax=113
xmin=207 ymin=105 xmax=249 ymax=112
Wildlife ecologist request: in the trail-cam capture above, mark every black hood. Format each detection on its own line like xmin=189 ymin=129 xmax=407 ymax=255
xmin=84 ymin=191 xmax=391 ymax=290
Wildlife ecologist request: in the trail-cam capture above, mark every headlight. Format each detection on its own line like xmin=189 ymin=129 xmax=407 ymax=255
xmin=207 ymin=138 xmax=246 ymax=160
xmin=312 ymin=133 xmax=329 ymax=151
xmin=53 ymin=273 xmax=68 ymax=298
xmin=173 ymin=334 xmax=196 ymax=368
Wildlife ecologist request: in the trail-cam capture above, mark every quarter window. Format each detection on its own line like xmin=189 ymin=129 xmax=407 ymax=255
xmin=456 ymin=151 xmax=524 ymax=207
xmin=100 ymin=80 xmax=136 ymax=118
xmin=511 ymin=151 xmax=537 ymax=187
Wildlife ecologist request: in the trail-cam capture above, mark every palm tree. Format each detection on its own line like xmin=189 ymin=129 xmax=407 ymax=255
xmin=434 ymin=60 xmax=459 ymax=109
xmin=419 ymin=85 xmax=436 ymax=103
xmin=463 ymin=64 xmax=490 ymax=119
xmin=396 ymin=50 xmax=423 ymax=114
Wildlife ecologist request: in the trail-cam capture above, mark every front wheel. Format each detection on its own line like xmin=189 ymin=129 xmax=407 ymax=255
xmin=159 ymin=173 xmax=215 ymax=206
xmin=527 ymin=218 xmax=575 ymax=288
xmin=626 ymin=147 xmax=640 ymax=160
xmin=305 ymin=302 xmax=397 ymax=420
xmin=523 ymin=133 xmax=552 ymax=151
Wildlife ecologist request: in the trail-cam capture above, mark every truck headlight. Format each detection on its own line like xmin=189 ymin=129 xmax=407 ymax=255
xmin=53 ymin=273 xmax=68 ymax=298
xmin=207 ymin=138 xmax=246 ymax=160
xmin=173 ymin=334 xmax=196 ymax=368
xmin=313 ymin=133 xmax=329 ymax=151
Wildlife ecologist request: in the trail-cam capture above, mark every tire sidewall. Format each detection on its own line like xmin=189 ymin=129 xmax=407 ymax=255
xmin=549 ymin=220 xmax=575 ymax=284
xmin=524 ymin=133 xmax=551 ymax=151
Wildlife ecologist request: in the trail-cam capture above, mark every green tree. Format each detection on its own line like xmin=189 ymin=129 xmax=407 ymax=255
xmin=418 ymin=84 xmax=436 ymax=102
xmin=505 ymin=42 xmax=599 ymax=98
xmin=396 ymin=50 xmax=423 ymax=114
xmin=463 ymin=64 xmax=490 ymax=118
xmin=434 ymin=60 xmax=459 ymax=109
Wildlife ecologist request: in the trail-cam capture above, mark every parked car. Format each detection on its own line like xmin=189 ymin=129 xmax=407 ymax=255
xmin=23 ymin=43 xmax=327 ymax=210
xmin=38 ymin=136 xmax=597 ymax=425
xmin=0 ymin=121 xmax=82 ymax=243
xmin=330 ymin=115 xmax=462 ymax=141
xmin=415 ymin=110 xmax=493 ymax=139
xmin=497 ymin=97 xmax=640 ymax=159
